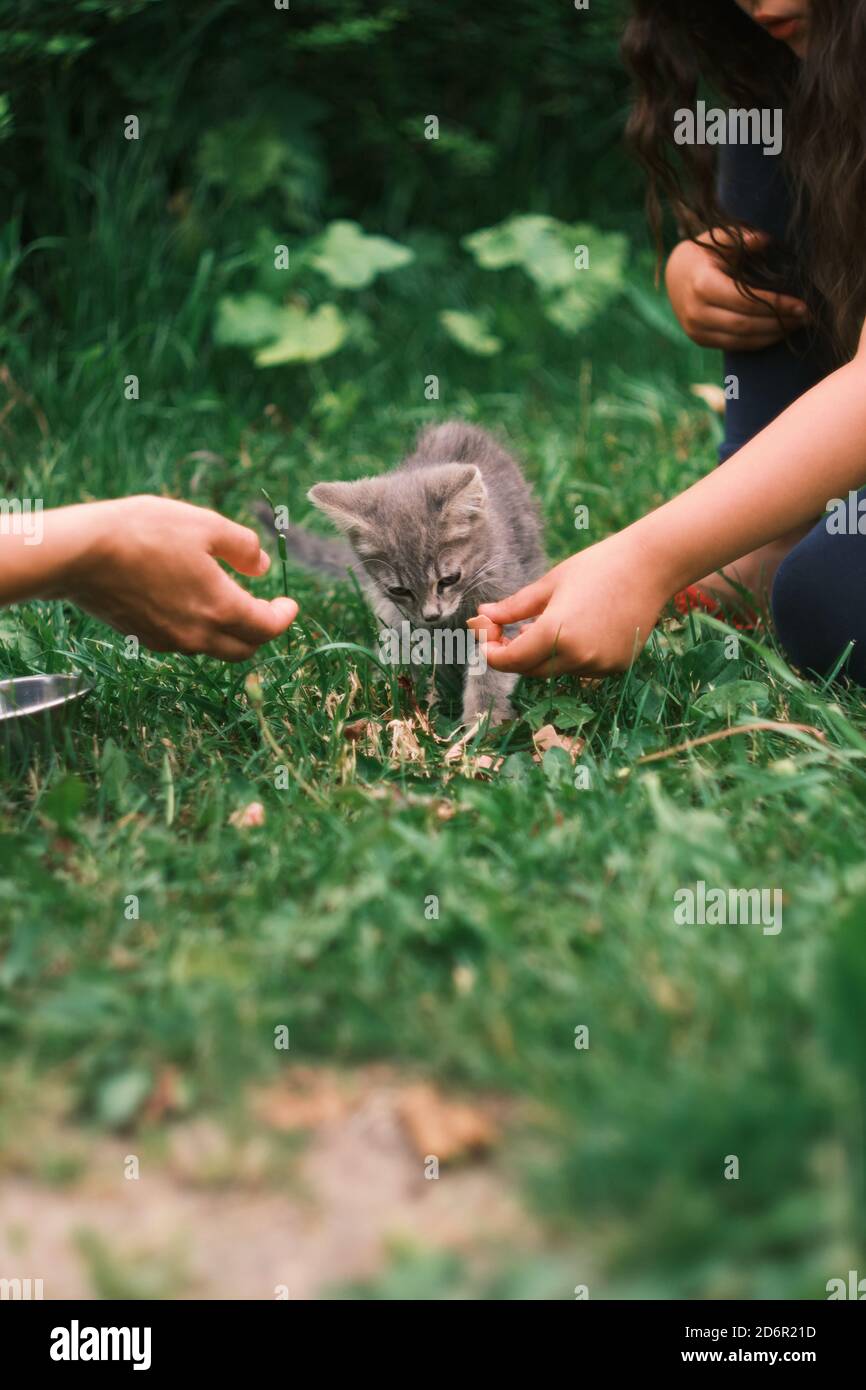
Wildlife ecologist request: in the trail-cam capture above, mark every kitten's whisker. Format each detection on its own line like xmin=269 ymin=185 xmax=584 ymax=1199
xmin=461 ymin=559 xmax=510 ymax=599
xmin=462 ymin=559 xmax=507 ymax=589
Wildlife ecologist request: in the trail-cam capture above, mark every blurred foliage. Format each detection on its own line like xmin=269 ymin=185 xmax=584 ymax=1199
xmin=0 ymin=0 xmax=637 ymax=235
xmin=0 ymin=0 xmax=638 ymax=380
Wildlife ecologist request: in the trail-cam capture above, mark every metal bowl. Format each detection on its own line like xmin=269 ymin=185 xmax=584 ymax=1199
xmin=0 ymin=673 xmax=92 ymax=722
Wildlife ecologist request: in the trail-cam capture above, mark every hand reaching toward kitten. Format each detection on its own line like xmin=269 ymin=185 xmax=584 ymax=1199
xmin=469 ymin=532 xmax=669 ymax=677
xmin=0 ymin=495 xmax=298 ymax=661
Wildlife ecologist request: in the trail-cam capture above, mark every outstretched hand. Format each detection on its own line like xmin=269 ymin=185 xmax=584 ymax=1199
xmin=58 ymin=496 xmax=298 ymax=661
xmin=468 ymin=534 xmax=671 ymax=678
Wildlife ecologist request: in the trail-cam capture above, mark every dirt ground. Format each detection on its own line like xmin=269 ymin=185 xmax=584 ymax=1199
xmin=0 ymin=1066 xmax=546 ymax=1299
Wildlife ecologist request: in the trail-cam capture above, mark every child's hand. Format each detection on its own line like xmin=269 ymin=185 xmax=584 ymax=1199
xmin=54 ymin=496 xmax=298 ymax=660
xmin=470 ymin=533 xmax=670 ymax=677
xmin=665 ymin=229 xmax=809 ymax=351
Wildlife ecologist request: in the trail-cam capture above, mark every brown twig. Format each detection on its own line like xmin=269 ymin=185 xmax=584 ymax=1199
xmin=637 ymin=720 xmax=827 ymax=765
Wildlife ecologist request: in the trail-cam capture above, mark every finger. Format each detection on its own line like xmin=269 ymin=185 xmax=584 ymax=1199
xmin=695 ymin=326 xmax=786 ymax=351
xmin=696 ymin=307 xmax=791 ymax=343
xmin=209 ymin=514 xmax=271 ymax=577
xmin=706 ymin=279 xmax=809 ymax=322
xmin=467 ymin=614 xmax=503 ymax=642
xmin=478 ymin=574 xmax=554 ymax=625
xmin=519 ymin=655 xmax=568 ymax=679
xmin=203 ymin=634 xmax=260 ymax=663
xmin=222 ymin=591 xmax=299 ymax=645
xmin=482 ymin=617 xmax=565 ymax=673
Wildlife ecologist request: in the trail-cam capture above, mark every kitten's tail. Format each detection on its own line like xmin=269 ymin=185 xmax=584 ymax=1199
xmin=254 ymin=501 xmax=354 ymax=579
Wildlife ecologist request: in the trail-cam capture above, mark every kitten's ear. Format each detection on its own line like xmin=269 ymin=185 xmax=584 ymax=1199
xmin=430 ymin=463 xmax=488 ymax=520
xmin=307 ymin=479 xmax=380 ymax=541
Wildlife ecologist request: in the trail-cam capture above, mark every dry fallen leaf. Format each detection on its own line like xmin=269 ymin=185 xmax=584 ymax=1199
xmin=444 ymin=726 xmax=505 ymax=776
xmin=387 ymin=718 xmax=425 ymax=764
xmin=326 ymin=670 xmax=361 ymax=723
xmin=342 ymin=718 xmax=368 ymax=741
xmin=531 ymin=724 xmax=585 ymax=761
xmin=343 ymin=717 xmax=384 ymax=758
xmin=473 ymin=753 xmax=505 ymax=775
xmin=144 ymin=1065 xmax=184 ymax=1124
xmin=396 ymin=1082 xmax=497 ymax=1162
xmin=252 ymin=1068 xmax=351 ymax=1132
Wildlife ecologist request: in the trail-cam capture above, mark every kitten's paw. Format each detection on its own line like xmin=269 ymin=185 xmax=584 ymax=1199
xmin=460 ymin=696 xmax=513 ymax=729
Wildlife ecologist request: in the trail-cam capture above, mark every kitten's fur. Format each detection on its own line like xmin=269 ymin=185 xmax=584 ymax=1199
xmin=266 ymin=422 xmax=545 ymax=727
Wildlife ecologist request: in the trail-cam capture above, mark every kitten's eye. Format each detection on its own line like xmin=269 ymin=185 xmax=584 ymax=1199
xmin=437 ymin=573 xmax=461 ymax=592
xmin=388 ymin=586 xmax=414 ymax=600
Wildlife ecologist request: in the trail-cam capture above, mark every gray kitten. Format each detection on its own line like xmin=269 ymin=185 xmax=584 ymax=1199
xmin=268 ymin=422 xmax=545 ymax=727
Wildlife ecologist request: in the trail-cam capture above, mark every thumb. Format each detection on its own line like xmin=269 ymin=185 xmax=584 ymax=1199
xmin=478 ymin=574 xmax=553 ymax=625
xmin=210 ymin=514 xmax=270 ymax=577
xmin=261 ymin=596 xmax=299 ymax=633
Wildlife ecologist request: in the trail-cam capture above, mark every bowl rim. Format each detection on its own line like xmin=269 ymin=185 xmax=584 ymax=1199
xmin=0 ymin=673 xmax=93 ymax=722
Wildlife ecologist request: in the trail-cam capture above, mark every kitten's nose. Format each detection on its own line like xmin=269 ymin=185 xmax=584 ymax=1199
xmin=422 ymin=606 xmax=440 ymax=623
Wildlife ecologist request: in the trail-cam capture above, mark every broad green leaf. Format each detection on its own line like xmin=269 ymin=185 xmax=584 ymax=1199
xmin=692 ymin=681 xmax=770 ymax=717
xmin=501 ymin=751 xmax=534 ymax=784
xmin=97 ymin=1069 xmax=152 ymax=1130
xmin=463 ymin=214 xmax=627 ymax=336
xmin=311 ymin=220 xmax=414 ymax=289
xmin=198 ymin=119 xmax=291 ymax=202
xmin=524 ymin=696 xmax=594 ymax=732
xmin=40 ymin=775 xmax=88 ymax=829
xmin=254 ymin=302 xmax=348 ymax=365
xmin=439 ymin=309 xmax=502 ymax=356
xmin=541 ymin=745 xmax=573 ymax=788
xmin=214 ymin=293 xmax=287 ymax=349
xmin=463 ymin=213 xmax=560 ymax=271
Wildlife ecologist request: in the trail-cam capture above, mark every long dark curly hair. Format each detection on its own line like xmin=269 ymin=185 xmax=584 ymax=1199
xmin=622 ymin=0 xmax=866 ymax=362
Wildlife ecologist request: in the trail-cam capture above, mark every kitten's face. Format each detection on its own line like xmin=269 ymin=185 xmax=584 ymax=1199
xmin=309 ymin=463 xmax=490 ymax=627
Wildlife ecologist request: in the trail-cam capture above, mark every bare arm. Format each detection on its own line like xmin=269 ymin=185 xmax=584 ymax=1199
xmin=474 ymin=331 xmax=866 ymax=676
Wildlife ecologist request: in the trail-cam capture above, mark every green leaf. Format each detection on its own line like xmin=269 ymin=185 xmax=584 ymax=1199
xmin=438 ymin=309 xmax=502 ymax=356
xmin=254 ymin=303 xmax=348 ymax=365
xmin=692 ymin=681 xmax=770 ymax=718
xmin=542 ymin=746 xmax=573 ymax=788
xmin=463 ymin=213 xmax=561 ymax=272
xmin=680 ymin=640 xmax=740 ymax=687
xmin=215 ymin=295 xmax=349 ymax=365
xmin=96 ymin=1069 xmax=152 ymax=1130
xmin=501 ymin=751 xmax=534 ymax=784
xmin=311 ymin=220 xmax=414 ymax=289
xmin=462 ymin=214 xmax=627 ymax=337
xmin=100 ymin=737 xmax=129 ymax=809
xmin=214 ymin=293 xmax=287 ymax=349
xmin=198 ymin=119 xmax=292 ymax=202
xmin=523 ymin=696 xmax=594 ymax=732
xmin=40 ymin=775 xmax=87 ymax=830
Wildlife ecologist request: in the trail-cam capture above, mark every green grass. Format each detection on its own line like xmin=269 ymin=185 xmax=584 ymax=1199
xmin=3 ymin=183 xmax=866 ymax=1298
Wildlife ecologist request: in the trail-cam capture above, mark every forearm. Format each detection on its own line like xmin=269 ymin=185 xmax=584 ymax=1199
xmin=633 ymin=353 xmax=866 ymax=592
xmin=0 ymin=503 xmax=105 ymax=605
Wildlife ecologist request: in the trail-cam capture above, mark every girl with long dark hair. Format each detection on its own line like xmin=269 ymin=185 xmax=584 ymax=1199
xmin=474 ymin=2 xmax=866 ymax=685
